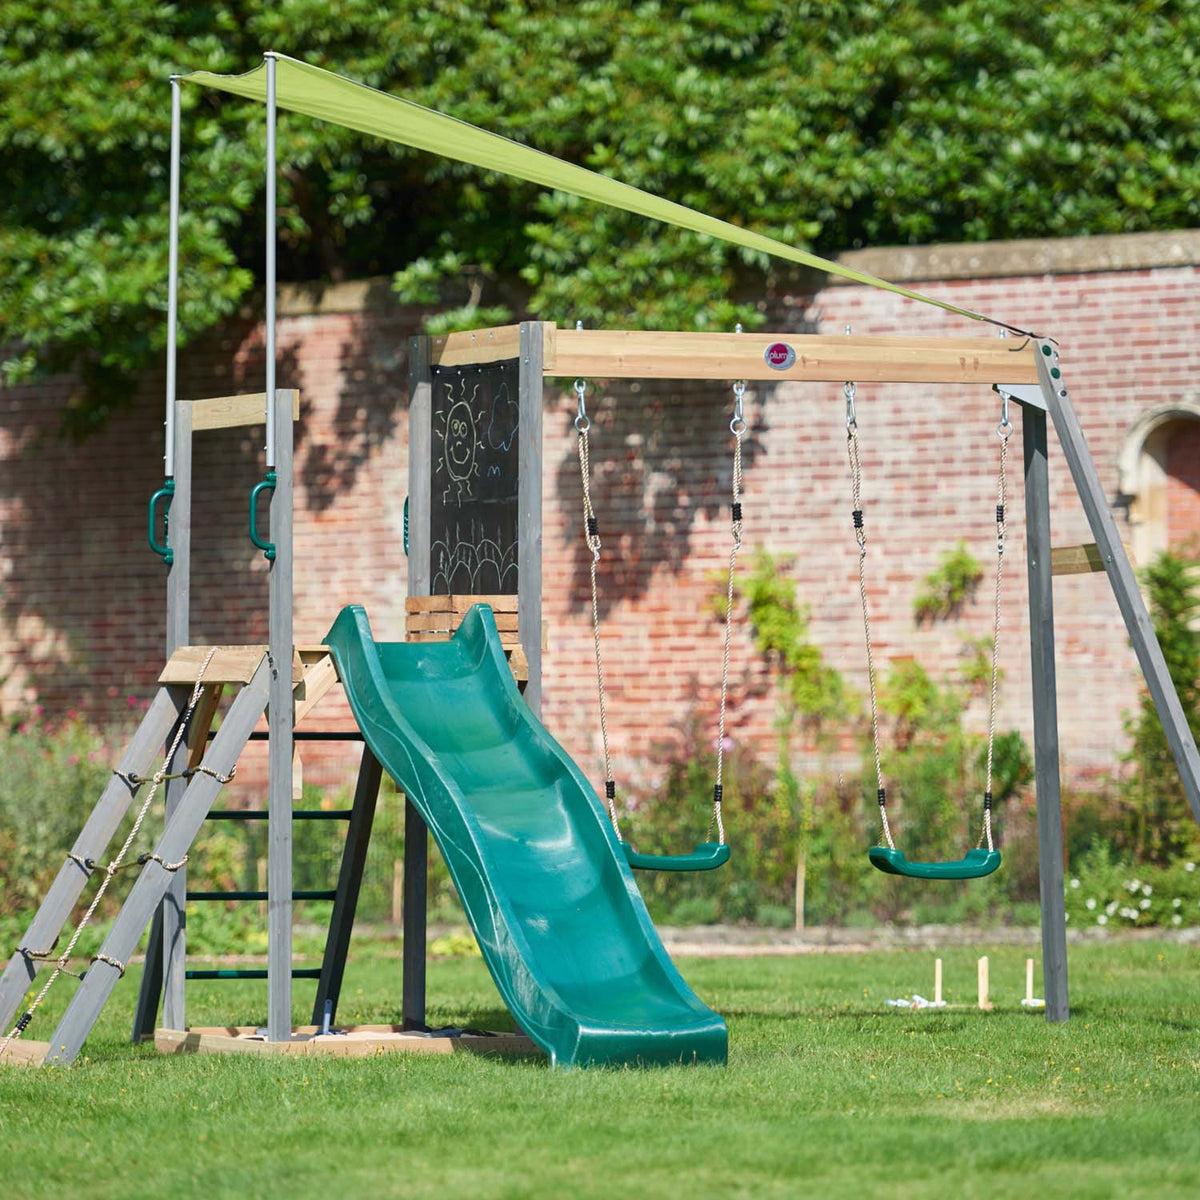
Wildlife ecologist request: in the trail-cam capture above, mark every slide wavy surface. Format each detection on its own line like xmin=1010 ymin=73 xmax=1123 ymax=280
xmin=325 ymin=604 xmax=727 ymax=1069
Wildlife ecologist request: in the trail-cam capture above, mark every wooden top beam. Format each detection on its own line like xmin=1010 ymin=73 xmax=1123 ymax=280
xmin=543 ymin=328 xmax=1039 ymax=385
xmin=188 ymin=391 xmax=301 ymax=432
xmin=429 ymin=325 xmax=525 ymax=367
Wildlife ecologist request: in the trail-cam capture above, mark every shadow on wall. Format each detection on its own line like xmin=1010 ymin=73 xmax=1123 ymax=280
xmin=552 ymin=377 xmax=770 ymax=618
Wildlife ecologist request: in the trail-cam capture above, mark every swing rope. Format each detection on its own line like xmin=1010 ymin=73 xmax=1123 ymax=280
xmin=0 ymin=648 xmax=222 ymax=1058
xmin=846 ymin=378 xmax=1011 ymax=855
xmin=574 ymin=365 xmax=746 ymax=848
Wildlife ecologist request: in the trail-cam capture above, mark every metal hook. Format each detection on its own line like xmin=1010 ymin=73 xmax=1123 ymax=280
xmin=574 ymin=377 xmax=589 ymax=432
xmin=996 ymin=388 xmax=1012 ymax=439
xmin=844 ymin=379 xmax=857 ymax=430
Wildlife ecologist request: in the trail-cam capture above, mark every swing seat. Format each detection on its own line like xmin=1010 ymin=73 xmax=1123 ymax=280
xmin=620 ymin=841 xmax=731 ymax=872
xmin=868 ymin=846 xmax=1001 ymax=881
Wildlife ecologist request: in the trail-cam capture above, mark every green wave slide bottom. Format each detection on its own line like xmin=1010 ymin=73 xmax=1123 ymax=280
xmin=325 ymin=604 xmax=728 ymax=1069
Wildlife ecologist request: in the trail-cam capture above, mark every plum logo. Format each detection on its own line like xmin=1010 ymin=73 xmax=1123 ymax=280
xmin=764 ymin=342 xmax=796 ymax=370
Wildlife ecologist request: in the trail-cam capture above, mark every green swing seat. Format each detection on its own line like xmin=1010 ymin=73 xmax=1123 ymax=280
xmin=620 ymin=841 xmax=731 ymax=872
xmin=868 ymin=846 xmax=1001 ymax=881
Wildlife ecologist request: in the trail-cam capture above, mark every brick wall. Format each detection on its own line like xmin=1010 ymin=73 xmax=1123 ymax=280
xmin=2 ymin=232 xmax=1198 ymax=802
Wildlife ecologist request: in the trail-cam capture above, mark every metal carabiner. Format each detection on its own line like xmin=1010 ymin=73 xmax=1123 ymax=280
xmin=844 ymin=380 xmax=857 ymax=430
xmin=731 ymin=379 xmax=747 ymax=435
xmin=996 ymin=388 xmax=1012 ymax=439
xmin=574 ymin=378 xmax=590 ymax=433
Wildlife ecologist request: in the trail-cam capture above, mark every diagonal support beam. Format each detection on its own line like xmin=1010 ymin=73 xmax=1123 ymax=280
xmin=0 ymin=688 xmax=187 ymax=1033
xmin=43 ymin=660 xmax=271 ymax=1065
xmin=1037 ymin=341 xmax=1200 ymax=825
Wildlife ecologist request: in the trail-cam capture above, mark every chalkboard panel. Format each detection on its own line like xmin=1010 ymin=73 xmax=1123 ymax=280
xmin=428 ymin=358 xmax=520 ymax=595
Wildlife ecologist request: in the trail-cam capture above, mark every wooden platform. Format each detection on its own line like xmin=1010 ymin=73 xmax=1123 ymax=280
xmin=155 ymin=1025 xmax=538 ymax=1060
xmin=0 ymin=1038 xmax=53 ymax=1066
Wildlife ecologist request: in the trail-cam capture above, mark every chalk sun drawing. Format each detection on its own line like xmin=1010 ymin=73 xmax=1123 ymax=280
xmin=434 ymin=376 xmax=485 ymax=505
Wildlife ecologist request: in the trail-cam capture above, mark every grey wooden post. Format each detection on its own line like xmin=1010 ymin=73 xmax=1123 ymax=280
xmin=1022 ymin=405 xmax=1070 ymax=1022
xmin=1037 ymin=342 xmax=1200 ymax=823
xmin=402 ymin=335 xmax=432 ymax=1029
xmin=401 ymin=797 xmax=427 ymax=1030
xmin=518 ymin=323 xmax=545 ymax=717
xmin=161 ymin=399 xmax=193 ymax=1030
xmin=0 ymin=688 xmax=185 ymax=1033
xmin=312 ymin=746 xmax=382 ymax=1024
xmin=44 ymin=660 xmax=271 ymax=1065
xmin=267 ymin=387 xmax=296 ymax=1042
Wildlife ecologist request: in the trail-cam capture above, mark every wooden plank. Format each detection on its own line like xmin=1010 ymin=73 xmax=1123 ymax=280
xmin=267 ymin=388 xmax=297 ymax=1043
xmin=154 ymin=1025 xmax=537 ymax=1059
xmin=548 ymin=329 xmax=1040 ymax=385
xmin=406 ymin=630 xmax=521 ymax=647
xmin=1024 ymin=405 xmax=1070 ymax=1024
xmin=519 ymin=322 xmax=544 ymax=717
xmin=405 ymin=612 xmax=519 ymax=633
xmin=43 ymin=662 xmax=270 ymax=1065
xmin=312 ymin=747 xmax=382 ymax=1025
xmin=429 ymin=324 xmax=522 ymax=367
xmin=1039 ymin=345 xmax=1200 ymax=827
xmin=160 ymin=646 xmax=269 ymax=685
xmin=508 ymin=644 xmax=529 ymax=683
xmin=1050 ymin=541 xmax=1135 ymax=576
xmin=0 ymin=687 xmax=186 ymax=1037
xmin=189 ymin=391 xmax=301 ymax=431
xmin=404 ymin=594 xmax=519 ymax=614
xmin=293 ymin=653 xmax=339 ymax=727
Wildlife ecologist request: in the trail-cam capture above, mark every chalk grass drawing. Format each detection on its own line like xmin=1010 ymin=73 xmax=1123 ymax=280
xmin=434 ymin=375 xmax=485 ymax=505
xmin=431 ymin=519 xmax=519 ymax=595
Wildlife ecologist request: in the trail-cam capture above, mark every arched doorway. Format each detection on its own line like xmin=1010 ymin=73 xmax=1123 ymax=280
xmin=1117 ymin=405 xmax=1200 ymax=564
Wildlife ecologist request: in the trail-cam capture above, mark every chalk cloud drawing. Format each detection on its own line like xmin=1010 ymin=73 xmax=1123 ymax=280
xmin=434 ymin=376 xmax=485 ymax=505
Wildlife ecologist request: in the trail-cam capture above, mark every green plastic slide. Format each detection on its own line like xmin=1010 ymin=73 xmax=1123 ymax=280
xmin=325 ymin=604 xmax=727 ymax=1069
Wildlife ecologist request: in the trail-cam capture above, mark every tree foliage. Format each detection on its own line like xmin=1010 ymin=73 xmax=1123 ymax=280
xmin=3 ymin=1 xmax=1199 ymax=433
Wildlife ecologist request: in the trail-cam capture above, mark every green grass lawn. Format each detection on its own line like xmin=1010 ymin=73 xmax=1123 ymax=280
xmin=2 ymin=940 xmax=1199 ymax=1198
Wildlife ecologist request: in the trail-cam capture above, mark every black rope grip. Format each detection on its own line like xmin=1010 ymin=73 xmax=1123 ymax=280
xmin=731 ymin=502 xmax=742 ymax=522
xmin=713 ymin=783 xmax=723 ymax=804
xmin=877 ymin=787 xmax=887 ymax=807
xmin=15 ymin=1011 xmax=32 ymax=1033
xmin=853 ymin=510 xmax=864 ymax=530
xmin=605 ymin=779 xmax=615 ymax=800
xmin=996 ymin=504 xmax=1005 ymax=523
xmin=587 ymin=516 xmax=598 ymax=537
xmin=984 ymin=790 xmax=993 ymax=811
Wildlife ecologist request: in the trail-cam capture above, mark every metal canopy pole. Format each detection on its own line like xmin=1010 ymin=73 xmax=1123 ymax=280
xmin=262 ymin=52 xmax=294 ymax=1043
xmin=164 ymin=76 xmax=181 ymax=478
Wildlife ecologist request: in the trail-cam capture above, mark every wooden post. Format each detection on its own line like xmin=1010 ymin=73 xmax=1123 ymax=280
xmin=161 ymin=399 xmax=193 ymax=1031
xmin=934 ymin=958 xmax=943 ymax=1007
xmin=1026 ymin=958 xmax=1035 ymax=1005
xmin=312 ymin=746 xmax=382 ymax=1025
xmin=402 ymin=797 xmax=428 ymax=1030
xmin=266 ymin=387 xmax=296 ymax=1042
xmin=518 ymin=323 xmax=544 ymax=717
xmin=392 ymin=859 xmax=403 ymax=927
xmin=1023 ymin=403 xmax=1070 ymax=1023
xmin=977 ymin=956 xmax=992 ymax=1012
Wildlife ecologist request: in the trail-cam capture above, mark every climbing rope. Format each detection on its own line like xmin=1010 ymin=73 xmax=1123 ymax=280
xmin=845 ymin=374 xmax=1010 ymax=853
xmin=574 ymin=350 xmax=747 ymax=848
xmin=0 ymin=648 xmax=222 ymax=1058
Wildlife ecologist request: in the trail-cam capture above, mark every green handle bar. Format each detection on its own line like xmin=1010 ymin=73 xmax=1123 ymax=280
xmin=868 ymin=846 xmax=1001 ymax=881
xmin=249 ymin=471 xmax=277 ymax=561
xmin=147 ymin=480 xmax=175 ymax=565
xmin=619 ymin=841 xmax=731 ymax=872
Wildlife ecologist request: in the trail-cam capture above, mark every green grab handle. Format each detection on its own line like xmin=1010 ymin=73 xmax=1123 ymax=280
xmin=403 ymin=495 xmax=409 ymax=557
xmin=249 ymin=471 xmax=277 ymax=561
xmin=147 ymin=480 xmax=175 ymax=565
xmin=619 ymin=841 xmax=730 ymax=872
xmin=867 ymin=846 xmax=1001 ymax=881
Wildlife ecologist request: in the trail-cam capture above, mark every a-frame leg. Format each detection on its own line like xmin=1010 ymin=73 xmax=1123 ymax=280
xmin=402 ymin=799 xmax=428 ymax=1030
xmin=132 ymin=683 xmax=224 ymax=1041
xmin=1037 ymin=342 xmax=1200 ymax=821
xmin=43 ymin=660 xmax=270 ymax=1065
xmin=311 ymin=745 xmax=383 ymax=1025
xmin=1023 ymin=405 xmax=1070 ymax=1022
xmin=0 ymin=687 xmax=186 ymax=1034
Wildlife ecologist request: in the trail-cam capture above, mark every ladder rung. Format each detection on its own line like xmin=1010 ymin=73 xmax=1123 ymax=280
xmin=207 ymin=809 xmax=354 ymax=821
xmin=209 ymin=730 xmax=365 ymax=742
xmin=186 ymin=890 xmax=337 ymax=902
xmin=184 ymin=968 xmax=322 ymax=981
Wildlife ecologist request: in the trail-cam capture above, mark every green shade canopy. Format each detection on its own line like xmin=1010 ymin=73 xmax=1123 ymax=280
xmin=182 ymin=53 xmax=1020 ymax=332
